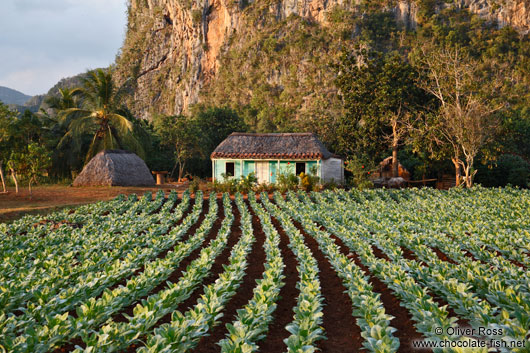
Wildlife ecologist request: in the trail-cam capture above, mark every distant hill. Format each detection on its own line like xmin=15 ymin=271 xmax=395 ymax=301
xmin=2 ymin=72 xmax=91 ymax=115
xmin=0 ymin=86 xmax=32 ymax=105
xmin=38 ymin=72 xmax=89 ymax=116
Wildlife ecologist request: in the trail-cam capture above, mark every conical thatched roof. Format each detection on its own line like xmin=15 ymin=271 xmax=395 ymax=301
xmin=211 ymin=132 xmax=334 ymax=160
xmin=73 ymin=150 xmax=155 ymax=187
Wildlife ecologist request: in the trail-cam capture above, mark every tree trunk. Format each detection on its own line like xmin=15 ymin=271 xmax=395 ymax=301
xmin=0 ymin=161 xmax=6 ymax=193
xmin=463 ymin=155 xmax=476 ymax=188
xmin=29 ymin=178 xmax=33 ymax=199
xmin=178 ymin=162 xmax=186 ymax=182
xmin=10 ymin=168 xmax=19 ymax=193
xmin=391 ymin=120 xmax=399 ymax=178
xmin=392 ymin=145 xmax=399 ymax=178
xmin=451 ymin=157 xmax=461 ymax=187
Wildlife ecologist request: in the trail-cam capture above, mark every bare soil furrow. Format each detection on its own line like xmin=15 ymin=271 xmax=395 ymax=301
xmin=115 ymin=198 xmax=219 ymax=324
xmin=328 ymin=234 xmax=428 ymax=352
xmin=190 ymin=200 xmax=266 ymax=353
xmin=289 ymin=218 xmax=364 ymax=353
xmin=52 ymin=199 xmax=212 ymax=352
xmin=258 ymin=213 xmax=299 ymax=352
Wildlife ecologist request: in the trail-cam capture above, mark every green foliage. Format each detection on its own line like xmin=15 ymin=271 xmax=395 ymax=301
xmin=334 ymin=47 xmax=428 ymax=159
xmin=238 ymin=172 xmax=258 ymax=193
xmin=58 ymin=68 xmax=144 ymax=164
xmin=193 ymin=106 xmax=247 ymax=154
xmin=276 ymin=173 xmax=299 ymax=193
xmin=344 ymin=156 xmax=374 ymax=190
xmin=189 ymin=178 xmax=200 ymax=194
xmin=188 ymin=106 xmax=247 ymax=176
xmin=299 ymin=172 xmax=320 ymax=192
xmin=475 ymin=154 xmax=530 ymax=188
xmin=7 ymin=142 xmax=52 ymax=195
xmin=212 ymin=172 xmax=258 ymax=194
xmin=192 ymin=10 xmax=202 ymax=24
xmin=153 ymin=114 xmax=200 ymax=180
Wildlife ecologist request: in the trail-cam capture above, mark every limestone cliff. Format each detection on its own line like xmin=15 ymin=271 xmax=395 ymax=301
xmin=115 ymin=0 xmax=530 ymax=122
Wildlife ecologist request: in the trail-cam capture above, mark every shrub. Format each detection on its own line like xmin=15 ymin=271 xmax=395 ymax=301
xmin=189 ymin=178 xmax=200 ymax=194
xmin=344 ymin=156 xmax=374 ymax=190
xmin=277 ymin=173 xmax=298 ymax=193
xmin=299 ymin=172 xmax=320 ymax=192
xmin=237 ymin=172 xmax=258 ymax=193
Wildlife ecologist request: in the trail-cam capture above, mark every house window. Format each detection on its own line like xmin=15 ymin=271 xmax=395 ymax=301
xmin=296 ymin=162 xmax=306 ymax=175
xmin=225 ymin=162 xmax=235 ymax=177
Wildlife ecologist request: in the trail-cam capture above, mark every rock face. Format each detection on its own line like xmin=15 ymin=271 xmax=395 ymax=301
xmin=116 ymin=0 xmax=530 ymax=120
xmin=461 ymin=0 xmax=530 ymax=32
xmin=396 ymin=0 xmax=530 ymax=32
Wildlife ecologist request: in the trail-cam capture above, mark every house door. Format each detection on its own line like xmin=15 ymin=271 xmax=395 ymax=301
xmin=256 ymin=161 xmax=269 ymax=183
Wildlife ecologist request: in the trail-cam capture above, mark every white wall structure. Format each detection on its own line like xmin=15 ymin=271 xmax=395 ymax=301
xmin=322 ymin=157 xmax=344 ymax=184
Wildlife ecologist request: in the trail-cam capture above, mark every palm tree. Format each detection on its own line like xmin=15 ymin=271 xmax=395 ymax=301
xmin=58 ymin=68 xmax=143 ymax=164
xmin=45 ymin=87 xmax=82 ymax=112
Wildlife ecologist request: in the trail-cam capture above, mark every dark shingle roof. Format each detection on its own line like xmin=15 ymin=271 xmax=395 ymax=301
xmin=211 ymin=133 xmax=334 ymax=160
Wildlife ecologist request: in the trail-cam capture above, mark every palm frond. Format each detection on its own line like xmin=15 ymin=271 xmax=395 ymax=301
xmin=108 ymin=113 xmax=133 ymax=135
xmin=58 ymin=108 xmax=91 ymax=125
xmin=68 ymin=115 xmax=97 ymax=139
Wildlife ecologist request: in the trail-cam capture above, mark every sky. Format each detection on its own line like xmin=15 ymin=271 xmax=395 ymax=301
xmin=0 ymin=0 xmax=128 ymax=96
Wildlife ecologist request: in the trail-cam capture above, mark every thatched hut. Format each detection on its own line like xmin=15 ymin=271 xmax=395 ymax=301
xmin=73 ymin=150 xmax=155 ymax=187
xmin=211 ymin=133 xmax=344 ymax=184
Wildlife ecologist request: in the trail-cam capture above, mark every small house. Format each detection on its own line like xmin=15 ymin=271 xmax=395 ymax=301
xmin=211 ymin=132 xmax=344 ymax=184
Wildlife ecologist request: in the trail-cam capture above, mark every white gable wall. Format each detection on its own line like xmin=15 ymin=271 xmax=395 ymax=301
xmin=322 ymin=158 xmax=344 ymax=184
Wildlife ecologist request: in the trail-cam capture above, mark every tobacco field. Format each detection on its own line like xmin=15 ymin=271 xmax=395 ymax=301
xmin=0 ymin=187 xmax=529 ymax=353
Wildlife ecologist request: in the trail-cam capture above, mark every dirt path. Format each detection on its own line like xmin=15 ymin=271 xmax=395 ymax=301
xmin=0 ymin=184 xmax=189 ymax=223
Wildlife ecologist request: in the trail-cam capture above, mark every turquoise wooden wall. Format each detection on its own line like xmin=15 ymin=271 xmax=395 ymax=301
xmin=307 ymin=161 xmax=318 ymax=175
xmin=279 ymin=161 xmax=295 ymax=175
xmin=243 ymin=161 xmax=255 ymax=176
xmin=214 ymin=159 xmax=320 ymax=181
xmin=269 ymin=161 xmax=278 ymax=183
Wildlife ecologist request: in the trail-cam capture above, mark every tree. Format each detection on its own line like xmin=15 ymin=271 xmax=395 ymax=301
xmin=334 ymin=47 xmax=427 ymax=176
xmin=7 ymin=143 xmax=51 ymax=198
xmin=193 ymin=106 xmax=247 ymax=156
xmin=153 ymin=115 xmax=200 ymax=181
xmin=2 ymin=109 xmax=45 ymax=193
xmin=44 ymin=87 xmax=82 ymax=112
xmin=0 ymin=103 xmax=17 ymax=192
xmin=59 ymin=68 xmax=143 ymax=164
xmin=413 ymin=44 xmax=503 ymax=187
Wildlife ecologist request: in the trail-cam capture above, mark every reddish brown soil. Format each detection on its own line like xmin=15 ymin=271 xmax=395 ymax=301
xmin=329 ymin=234 xmax=428 ymax=353
xmin=190 ymin=200 xmax=266 ymax=353
xmin=429 ymin=295 xmax=470 ymax=327
xmin=120 ymin=199 xmax=236 ymax=352
xmin=398 ymin=249 xmax=470 ymax=328
xmin=462 ymin=250 xmax=488 ymax=265
xmin=490 ymin=249 xmax=527 ymax=270
xmin=371 ymin=244 xmax=392 ymax=262
xmin=258 ymin=216 xmax=299 ymax=352
xmin=289 ymin=219 xmax=365 ymax=353
xmin=400 ymin=245 xmax=425 ymax=265
xmin=430 ymin=247 xmax=459 ymax=265
xmin=44 ymin=198 xmax=192 ymax=322
xmin=118 ymin=200 xmax=242 ymax=352
xmin=0 ymin=184 xmax=189 ymax=223
xmin=160 ymin=202 xmax=242 ymax=326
